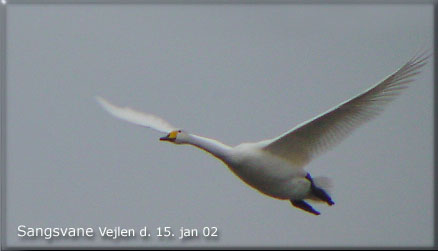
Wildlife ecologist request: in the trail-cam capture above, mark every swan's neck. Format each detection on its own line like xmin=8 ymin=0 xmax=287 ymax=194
xmin=182 ymin=134 xmax=232 ymax=162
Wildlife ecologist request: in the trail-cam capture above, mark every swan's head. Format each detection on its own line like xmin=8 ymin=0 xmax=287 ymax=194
xmin=159 ymin=130 xmax=188 ymax=144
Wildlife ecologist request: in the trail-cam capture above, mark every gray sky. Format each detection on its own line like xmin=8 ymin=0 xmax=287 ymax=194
xmin=5 ymin=3 xmax=433 ymax=248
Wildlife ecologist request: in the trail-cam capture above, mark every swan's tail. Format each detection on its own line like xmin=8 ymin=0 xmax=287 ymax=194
xmin=313 ymin=176 xmax=333 ymax=194
xmin=306 ymin=174 xmax=334 ymax=206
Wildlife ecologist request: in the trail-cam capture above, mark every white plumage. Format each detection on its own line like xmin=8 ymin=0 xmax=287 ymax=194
xmin=97 ymin=52 xmax=430 ymax=215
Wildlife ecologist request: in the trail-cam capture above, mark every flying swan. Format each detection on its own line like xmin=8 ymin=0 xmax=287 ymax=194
xmin=97 ymin=52 xmax=430 ymax=215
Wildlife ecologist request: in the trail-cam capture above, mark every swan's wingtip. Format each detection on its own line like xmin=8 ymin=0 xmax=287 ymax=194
xmin=95 ymin=96 xmax=112 ymax=109
xmin=95 ymin=95 xmax=105 ymax=104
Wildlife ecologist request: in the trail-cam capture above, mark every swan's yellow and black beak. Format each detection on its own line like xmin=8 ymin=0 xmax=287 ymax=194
xmin=160 ymin=131 xmax=178 ymax=142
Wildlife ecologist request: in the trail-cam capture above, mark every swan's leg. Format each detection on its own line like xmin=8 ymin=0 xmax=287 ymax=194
xmin=290 ymin=200 xmax=320 ymax=215
xmin=306 ymin=173 xmax=335 ymax=206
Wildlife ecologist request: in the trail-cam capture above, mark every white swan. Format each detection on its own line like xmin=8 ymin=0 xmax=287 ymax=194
xmin=96 ymin=52 xmax=430 ymax=215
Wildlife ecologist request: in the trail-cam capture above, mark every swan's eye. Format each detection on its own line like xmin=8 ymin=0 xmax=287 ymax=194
xmin=178 ymin=130 xmax=182 ymax=133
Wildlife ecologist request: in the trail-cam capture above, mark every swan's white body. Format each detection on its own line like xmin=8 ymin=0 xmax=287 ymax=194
xmin=97 ymin=52 xmax=430 ymax=215
xmin=228 ymin=142 xmax=308 ymax=200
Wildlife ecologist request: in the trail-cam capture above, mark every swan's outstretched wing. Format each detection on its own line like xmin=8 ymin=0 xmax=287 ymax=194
xmin=96 ymin=96 xmax=176 ymax=134
xmin=261 ymin=52 xmax=431 ymax=167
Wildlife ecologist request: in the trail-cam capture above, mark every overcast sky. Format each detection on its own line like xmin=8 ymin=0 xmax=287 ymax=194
xmin=5 ymin=3 xmax=433 ymax=248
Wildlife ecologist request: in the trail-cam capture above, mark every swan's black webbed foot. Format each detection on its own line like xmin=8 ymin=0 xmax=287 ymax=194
xmin=290 ymin=200 xmax=320 ymax=215
xmin=306 ymin=173 xmax=335 ymax=206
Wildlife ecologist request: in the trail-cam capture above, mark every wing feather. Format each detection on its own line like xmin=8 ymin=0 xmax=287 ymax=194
xmin=96 ymin=96 xmax=176 ymax=134
xmin=262 ymin=52 xmax=431 ymax=167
